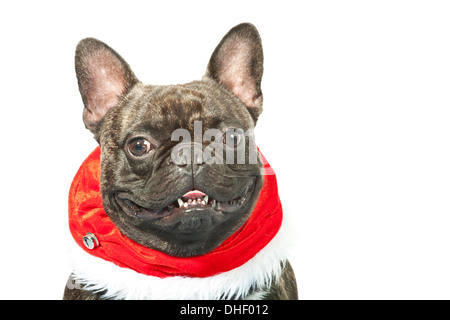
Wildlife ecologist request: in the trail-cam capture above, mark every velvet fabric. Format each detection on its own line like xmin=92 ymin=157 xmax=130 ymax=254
xmin=68 ymin=147 xmax=282 ymax=278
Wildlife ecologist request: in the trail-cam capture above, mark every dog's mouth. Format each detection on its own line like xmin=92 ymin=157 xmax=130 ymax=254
xmin=115 ymin=179 xmax=256 ymax=221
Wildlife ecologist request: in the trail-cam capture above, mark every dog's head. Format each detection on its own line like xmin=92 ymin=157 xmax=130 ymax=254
xmin=75 ymin=23 xmax=265 ymax=257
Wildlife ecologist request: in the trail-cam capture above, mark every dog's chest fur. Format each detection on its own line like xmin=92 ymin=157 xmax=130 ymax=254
xmin=64 ymin=224 xmax=297 ymax=300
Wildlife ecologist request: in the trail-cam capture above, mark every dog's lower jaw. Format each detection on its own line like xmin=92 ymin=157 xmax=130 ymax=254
xmin=114 ymin=179 xmax=256 ymax=221
xmin=104 ymin=177 xmax=262 ymax=257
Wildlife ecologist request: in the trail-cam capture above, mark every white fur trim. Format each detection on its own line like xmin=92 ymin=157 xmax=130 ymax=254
xmin=68 ymin=218 xmax=292 ymax=300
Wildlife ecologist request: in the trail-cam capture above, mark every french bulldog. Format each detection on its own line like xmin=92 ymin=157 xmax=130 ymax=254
xmin=64 ymin=23 xmax=297 ymax=300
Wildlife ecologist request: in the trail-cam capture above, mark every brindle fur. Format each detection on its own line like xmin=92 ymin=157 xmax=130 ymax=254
xmin=63 ymin=261 xmax=298 ymax=300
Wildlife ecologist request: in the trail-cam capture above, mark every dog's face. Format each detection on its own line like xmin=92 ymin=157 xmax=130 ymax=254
xmin=75 ymin=23 xmax=265 ymax=257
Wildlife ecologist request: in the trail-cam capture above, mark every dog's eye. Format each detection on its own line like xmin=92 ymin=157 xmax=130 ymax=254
xmin=223 ymin=129 xmax=244 ymax=148
xmin=127 ymin=138 xmax=152 ymax=157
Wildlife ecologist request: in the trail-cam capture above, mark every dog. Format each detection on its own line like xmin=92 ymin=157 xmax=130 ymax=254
xmin=64 ymin=23 xmax=298 ymax=300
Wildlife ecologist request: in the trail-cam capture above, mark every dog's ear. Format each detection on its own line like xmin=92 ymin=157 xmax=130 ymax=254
xmin=75 ymin=38 xmax=138 ymax=134
xmin=204 ymin=23 xmax=264 ymax=123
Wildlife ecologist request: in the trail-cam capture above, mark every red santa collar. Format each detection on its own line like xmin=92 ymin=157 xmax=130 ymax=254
xmin=68 ymin=147 xmax=282 ymax=278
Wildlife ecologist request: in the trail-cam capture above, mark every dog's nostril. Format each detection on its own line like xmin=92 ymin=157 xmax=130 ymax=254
xmin=170 ymin=142 xmax=205 ymax=166
xmin=177 ymin=156 xmax=189 ymax=167
xmin=193 ymin=152 xmax=204 ymax=165
xmin=171 ymin=147 xmax=189 ymax=166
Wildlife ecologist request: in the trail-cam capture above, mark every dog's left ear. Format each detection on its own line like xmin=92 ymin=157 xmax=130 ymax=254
xmin=204 ymin=23 xmax=264 ymax=123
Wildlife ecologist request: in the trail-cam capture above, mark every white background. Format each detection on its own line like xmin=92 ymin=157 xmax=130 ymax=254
xmin=1 ymin=0 xmax=449 ymax=299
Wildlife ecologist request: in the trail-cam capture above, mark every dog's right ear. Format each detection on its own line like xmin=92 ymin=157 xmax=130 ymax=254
xmin=75 ymin=38 xmax=138 ymax=134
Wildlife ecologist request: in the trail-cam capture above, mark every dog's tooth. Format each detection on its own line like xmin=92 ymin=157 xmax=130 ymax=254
xmin=177 ymin=198 xmax=183 ymax=207
xmin=192 ymin=199 xmax=197 ymax=205
xmin=203 ymin=195 xmax=209 ymax=203
xmin=188 ymin=199 xmax=192 ymax=203
xmin=201 ymin=200 xmax=206 ymax=205
xmin=183 ymin=202 xmax=188 ymax=208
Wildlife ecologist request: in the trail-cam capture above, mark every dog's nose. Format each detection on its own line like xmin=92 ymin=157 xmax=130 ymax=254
xmin=171 ymin=142 xmax=204 ymax=167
